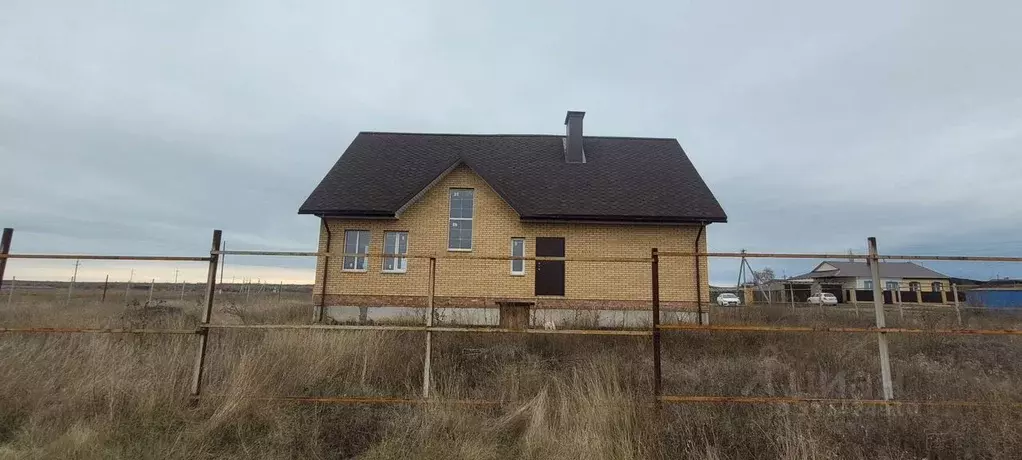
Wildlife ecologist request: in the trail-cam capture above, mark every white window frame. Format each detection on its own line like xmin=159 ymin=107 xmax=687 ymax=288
xmin=382 ymin=231 xmax=409 ymax=273
xmin=448 ymin=188 xmax=474 ymax=252
xmin=863 ymin=280 xmax=873 ymax=290
xmin=510 ymin=238 xmax=525 ymax=276
xmin=932 ymin=281 xmax=943 ymax=292
xmin=885 ymin=281 xmax=900 ymax=291
xmin=909 ymin=281 xmax=921 ymax=292
xmin=342 ymin=230 xmax=370 ymax=272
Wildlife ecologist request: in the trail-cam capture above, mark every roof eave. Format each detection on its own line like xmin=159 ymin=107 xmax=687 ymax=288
xmin=520 ymin=214 xmax=726 ymax=225
xmin=298 ymin=209 xmax=397 ymax=219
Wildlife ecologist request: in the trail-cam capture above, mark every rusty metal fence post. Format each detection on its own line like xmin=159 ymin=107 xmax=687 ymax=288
xmin=867 ymin=237 xmax=895 ymax=400
xmin=190 ymin=229 xmax=222 ymax=398
xmin=0 ymin=228 xmax=12 ymax=293
xmin=651 ymin=248 xmax=662 ymax=398
xmin=422 ymin=257 xmax=437 ymax=398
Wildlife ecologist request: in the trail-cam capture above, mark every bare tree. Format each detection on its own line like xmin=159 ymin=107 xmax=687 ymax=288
xmin=753 ymin=267 xmax=775 ymax=284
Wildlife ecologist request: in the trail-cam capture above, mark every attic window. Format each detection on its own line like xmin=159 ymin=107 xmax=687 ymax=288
xmin=448 ymin=189 xmax=474 ymax=251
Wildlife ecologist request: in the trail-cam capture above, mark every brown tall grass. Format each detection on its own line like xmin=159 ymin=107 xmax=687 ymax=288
xmin=2 ymin=291 xmax=1022 ymax=459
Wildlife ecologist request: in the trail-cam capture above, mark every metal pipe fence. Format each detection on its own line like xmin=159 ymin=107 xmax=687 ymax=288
xmin=1 ymin=227 xmax=1021 ymax=409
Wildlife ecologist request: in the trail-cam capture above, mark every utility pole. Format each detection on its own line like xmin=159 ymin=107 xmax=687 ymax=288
xmin=126 ymin=268 xmax=135 ymax=301
xmin=67 ymin=259 xmax=80 ymax=304
xmin=174 ymin=268 xmax=179 ymax=284
xmin=6 ymin=276 xmax=14 ymax=307
xmin=101 ymin=274 xmax=109 ymax=302
xmin=219 ymin=240 xmax=226 ymax=285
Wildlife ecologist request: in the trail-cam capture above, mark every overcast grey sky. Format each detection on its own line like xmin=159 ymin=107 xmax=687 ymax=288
xmin=2 ymin=0 xmax=1021 ymax=284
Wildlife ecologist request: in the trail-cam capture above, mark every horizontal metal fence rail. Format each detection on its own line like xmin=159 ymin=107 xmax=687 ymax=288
xmin=245 ymin=394 xmax=1022 ymax=409
xmin=658 ymin=395 xmax=1022 ymax=408
xmin=206 ymin=324 xmax=425 ymax=332
xmin=0 ymin=327 xmax=199 ymax=334
xmin=656 ymin=251 xmax=1022 ymax=262
xmin=213 ymin=250 xmax=650 ymax=262
xmin=660 ymin=251 xmax=870 ymax=259
xmin=209 ymin=249 xmax=316 ymax=256
xmin=0 ymin=254 xmax=210 ymax=261
xmin=204 ymin=323 xmax=652 ymax=336
xmin=719 ymin=304 xmax=1022 ymax=312
xmin=886 ymin=304 xmax=1022 ymax=312
xmin=252 ymin=396 xmax=502 ymax=406
xmin=659 ymin=324 xmax=1022 ymax=336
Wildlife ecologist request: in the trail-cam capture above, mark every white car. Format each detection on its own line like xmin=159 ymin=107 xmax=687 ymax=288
xmin=808 ymin=293 xmax=838 ymax=305
xmin=717 ymin=293 xmax=741 ymax=306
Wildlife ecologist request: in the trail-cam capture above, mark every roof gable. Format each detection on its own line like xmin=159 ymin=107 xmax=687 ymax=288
xmin=298 ymin=132 xmax=727 ymax=223
xmin=394 ymin=161 xmax=519 ymax=219
xmin=806 ymin=261 xmax=949 ymax=279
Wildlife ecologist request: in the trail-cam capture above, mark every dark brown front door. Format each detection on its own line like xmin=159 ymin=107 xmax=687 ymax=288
xmin=535 ymin=237 xmax=565 ymax=296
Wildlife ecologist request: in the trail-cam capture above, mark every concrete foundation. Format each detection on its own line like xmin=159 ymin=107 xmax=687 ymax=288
xmin=324 ymin=306 xmax=708 ymax=328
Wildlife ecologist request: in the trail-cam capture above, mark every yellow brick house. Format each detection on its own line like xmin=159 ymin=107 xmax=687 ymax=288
xmin=298 ymin=112 xmax=727 ymax=311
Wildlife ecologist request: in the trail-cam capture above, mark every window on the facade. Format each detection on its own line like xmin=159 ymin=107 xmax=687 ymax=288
xmin=342 ymin=230 xmax=370 ymax=271
xmin=511 ymin=238 xmax=525 ymax=275
xmin=448 ymin=189 xmax=474 ymax=250
xmin=383 ymin=232 xmax=408 ymax=273
xmin=885 ymin=281 xmax=900 ymax=291
xmin=932 ymin=281 xmax=943 ymax=292
xmin=909 ymin=281 xmax=921 ymax=292
xmin=863 ymin=280 xmax=873 ymax=290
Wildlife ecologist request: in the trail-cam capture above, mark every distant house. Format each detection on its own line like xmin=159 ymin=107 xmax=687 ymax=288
xmin=298 ymin=111 xmax=727 ymax=311
xmin=799 ymin=261 xmax=953 ymax=304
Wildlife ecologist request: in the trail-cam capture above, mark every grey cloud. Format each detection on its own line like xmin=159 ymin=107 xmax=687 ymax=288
xmin=2 ymin=0 xmax=1021 ymax=283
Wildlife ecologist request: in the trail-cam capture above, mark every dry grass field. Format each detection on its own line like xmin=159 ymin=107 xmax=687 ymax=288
xmin=2 ymin=287 xmax=1022 ymax=459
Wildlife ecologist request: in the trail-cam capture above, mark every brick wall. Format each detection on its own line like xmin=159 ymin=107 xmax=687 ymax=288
xmin=313 ymin=165 xmax=710 ymax=308
xmin=898 ymin=278 xmax=950 ymax=292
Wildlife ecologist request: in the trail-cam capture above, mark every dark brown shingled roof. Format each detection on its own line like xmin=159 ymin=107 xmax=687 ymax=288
xmin=298 ymin=132 xmax=727 ymax=223
xmin=806 ymin=261 xmax=950 ymax=279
